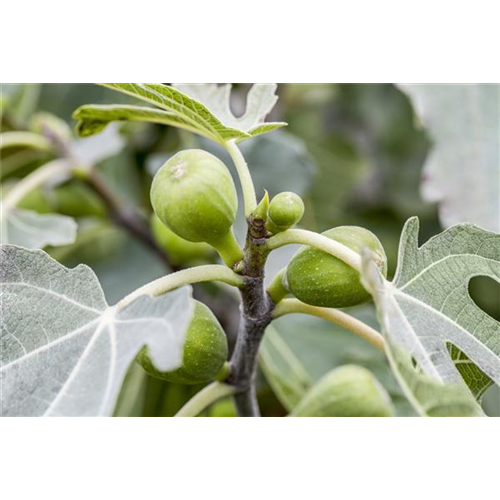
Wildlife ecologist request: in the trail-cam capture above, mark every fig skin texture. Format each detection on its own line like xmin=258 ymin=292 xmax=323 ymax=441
xmin=150 ymin=149 xmax=238 ymax=246
xmin=137 ymin=300 xmax=228 ymax=385
xmin=267 ymin=191 xmax=304 ymax=233
xmin=285 ymin=226 xmax=387 ymax=308
xmin=150 ymin=214 xmax=214 ymax=265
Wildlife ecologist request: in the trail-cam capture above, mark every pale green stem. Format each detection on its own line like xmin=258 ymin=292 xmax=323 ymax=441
xmin=0 ymin=131 xmax=53 ymax=152
xmin=225 ymin=139 xmax=257 ymax=217
xmin=266 ymin=228 xmax=362 ymax=272
xmin=118 ymin=265 xmax=244 ymax=309
xmin=2 ymin=159 xmax=73 ymax=212
xmin=175 ymin=382 xmax=235 ymax=417
xmin=210 ymin=230 xmax=244 ymax=268
xmin=1 ymin=149 xmax=46 ymax=179
xmin=267 ymin=268 xmax=289 ymax=304
xmin=273 ymin=298 xmax=385 ymax=352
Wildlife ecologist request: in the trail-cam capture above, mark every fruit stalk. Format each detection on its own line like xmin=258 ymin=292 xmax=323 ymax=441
xmin=266 ymin=228 xmax=363 ymax=271
xmin=225 ymin=139 xmax=257 ymax=217
xmin=272 ymin=298 xmax=385 ymax=352
xmin=118 ymin=264 xmax=244 ymax=309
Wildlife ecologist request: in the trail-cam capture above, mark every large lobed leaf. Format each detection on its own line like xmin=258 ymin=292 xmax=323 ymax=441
xmin=362 ymin=217 xmax=500 ymax=416
xmin=0 ymin=245 xmax=193 ymax=417
xmin=398 ymin=84 xmax=500 ymax=232
xmin=73 ymin=83 xmax=286 ymax=145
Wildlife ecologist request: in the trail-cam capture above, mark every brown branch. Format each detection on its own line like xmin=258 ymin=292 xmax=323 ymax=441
xmin=227 ymin=215 xmax=274 ymax=417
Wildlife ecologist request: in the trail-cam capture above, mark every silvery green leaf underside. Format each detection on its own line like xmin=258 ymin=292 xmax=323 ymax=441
xmin=72 ymin=83 xmax=286 ymax=145
xmin=362 ymin=217 xmax=500 ymax=416
xmin=0 ymin=245 xmax=193 ymax=417
xmin=1 ymin=208 xmax=77 ymax=249
xmin=398 ymin=84 xmax=500 ymax=232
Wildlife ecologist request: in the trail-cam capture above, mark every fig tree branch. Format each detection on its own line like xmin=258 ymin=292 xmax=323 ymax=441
xmin=227 ymin=215 xmax=274 ymax=417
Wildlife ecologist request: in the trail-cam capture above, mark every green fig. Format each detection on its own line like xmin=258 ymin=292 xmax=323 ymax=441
xmin=151 ymin=149 xmax=243 ymax=267
xmin=137 ymin=300 xmax=228 ymax=385
xmin=150 ymin=214 xmax=215 ymax=265
xmin=266 ymin=191 xmax=304 ymax=234
xmin=291 ymin=365 xmax=393 ymax=417
xmin=285 ymin=226 xmax=387 ymax=308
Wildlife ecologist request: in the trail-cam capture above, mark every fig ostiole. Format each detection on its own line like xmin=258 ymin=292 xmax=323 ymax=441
xmin=150 ymin=214 xmax=215 ymax=265
xmin=284 ymin=226 xmax=387 ymax=308
xmin=137 ymin=300 xmax=228 ymax=385
xmin=266 ymin=191 xmax=304 ymax=234
xmin=150 ymin=149 xmax=243 ymax=267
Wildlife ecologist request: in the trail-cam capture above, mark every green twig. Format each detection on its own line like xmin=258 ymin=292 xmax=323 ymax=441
xmin=118 ymin=265 xmax=244 ymax=309
xmin=273 ymin=298 xmax=385 ymax=352
xmin=266 ymin=228 xmax=362 ymax=271
xmin=0 ymin=131 xmax=53 ymax=152
xmin=225 ymin=139 xmax=257 ymax=217
xmin=175 ymin=382 xmax=235 ymax=417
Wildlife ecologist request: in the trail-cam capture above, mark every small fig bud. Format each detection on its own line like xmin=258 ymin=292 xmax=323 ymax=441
xmin=150 ymin=214 xmax=214 ymax=265
xmin=137 ymin=300 xmax=228 ymax=385
xmin=284 ymin=226 xmax=387 ymax=308
xmin=151 ymin=149 xmax=243 ymax=266
xmin=252 ymin=191 xmax=270 ymax=221
xmin=266 ymin=191 xmax=304 ymax=234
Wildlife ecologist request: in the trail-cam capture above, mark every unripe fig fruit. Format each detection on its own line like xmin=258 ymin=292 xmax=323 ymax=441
xmin=151 ymin=149 xmax=242 ymax=267
xmin=291 ymin=365 xmax=393 ymax=417
xmin=137 ymin=300 xmax=228 ymax=385
xmin=266 ymin=191 xmax=304 ymax=234
xmin=285 ymin=226 xmax=387 ymax=308
xmin=150 ymin=214 xmax=214 ymax=265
